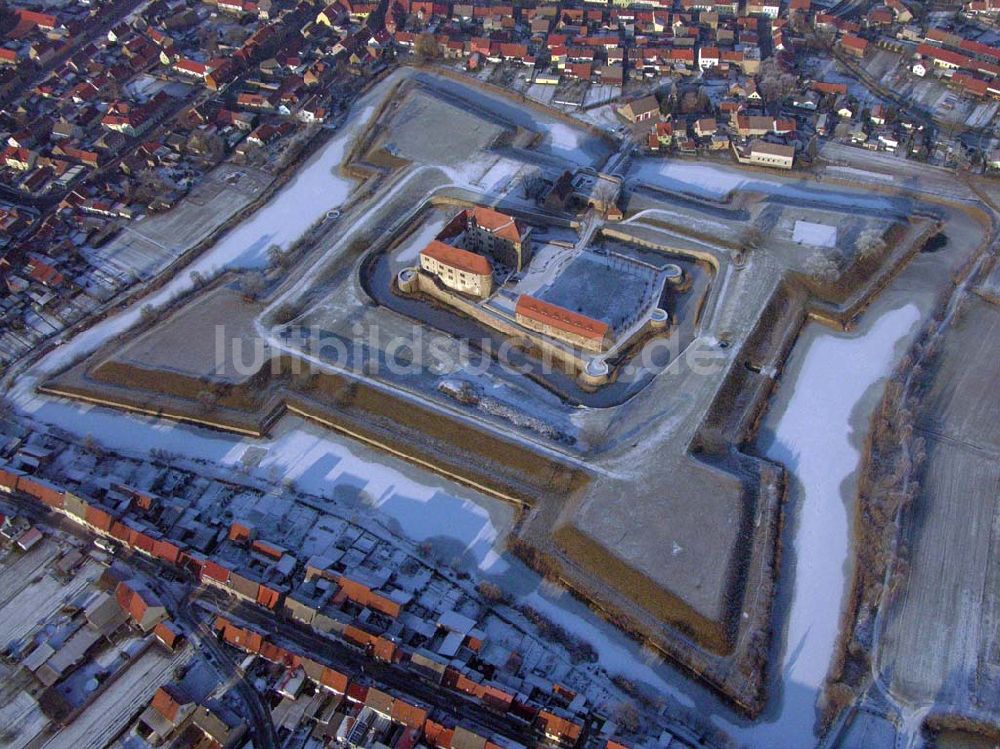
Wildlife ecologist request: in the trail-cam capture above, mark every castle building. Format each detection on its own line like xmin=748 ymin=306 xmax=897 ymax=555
xmin=462 ymin=206 xmax=532 ymax=272
xmin=515 ymin=295 xmax=610 ymax=352
xmin=419 ymin=240 xmax=493 ymax=299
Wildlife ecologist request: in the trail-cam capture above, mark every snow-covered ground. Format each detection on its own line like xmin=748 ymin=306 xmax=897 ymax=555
xmin=3 ymin=67 xmax=930 ymax=747
xmin=726 ymin=303 xmax=921 ymax=748
xmin=792 ymin=221 xmax=838 ymax=248
xmin=575 ymin=103 xmax=624 ymax=133
xmin=542 ymin=122 xmax=588 ymax=164
xmin=0 ymin=690 xmax=49 ymax=749
xmin=392 ymin=214 xmax=449 ymax=270
xmin=825 ymin=165 xmax=897 ymax=184
xmin=488 ymin=556 xmax=699 ymax=710
xmin=199 ymin=113 xmax=363 ymax=270
xmin=524 ymin=83 xmax=557 ymax=105
xmin=630 ymin=159 xmax=900 ymax=213
xmin=13 ymin=366 xmax=513 ymax=570
xmin=583 ymin=84 xmax=621 ymax=107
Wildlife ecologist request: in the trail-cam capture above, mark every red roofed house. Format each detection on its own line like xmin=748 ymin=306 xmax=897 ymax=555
xmin=535 ymin=711 xmax=583 ymax=747
xmin=320 ymin=666 xmax=350 ymax=693
xmin=154 ymin=620 xmax=183 ymax=649
xmin=25 ymin=257 xmax=64 ymax=288
xmin=419 ymin=240 xmax=493 ymax=298
xmin=151 ymin=684 xmax=195 ymax=728
xmin=174 ymin=58 xmax=212 ymax=78
xmin=115 ymin=581 xmax=168 ymax=632
xmin=812 ymin=80 xmax=848 ymax=95
xmin=917 ymin=42 xmax=971 ymax=71
xmin=515 ymin=295 xmax=610 ymax=352
xmin=17 ymin=9 xmax=58 ymax=29
xmin=3 ymin=146 xmax=36 ymax=171
xmin=698 ymin=46 xmax=720 ymax=68
xmin=840 ymin=34 xmax=869 ymax=58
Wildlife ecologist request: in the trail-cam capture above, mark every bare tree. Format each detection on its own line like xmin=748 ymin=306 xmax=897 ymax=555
xmin=614 ymin=701 xmax=641 ymax=734
xmin=239 ymin=272 xmax=266 ymax=302
xmin=856 ymin=227 xmax=887 ymax=260
xmin=414 ymin=32 xmax=440 ymax=61
xmin=522 ymin=174 xmax=548 ymax=201
xmin=804 ymin=253 xmax=839 ymax=284
xmin=267 ymin=244 xmax=294 ymax=270
xmin=196 ymin=388 xmax=218 ymax=413
xmin=759 ymin=58 xmax=797 ymax=106
xmin=740 ymin=225 xmax=765 ymax=253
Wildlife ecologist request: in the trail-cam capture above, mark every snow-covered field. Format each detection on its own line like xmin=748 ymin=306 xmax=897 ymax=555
xmin=825 ymin=165 xmax=896 ymax=184
xmin=632 ymin=160 xmax=777 ymax=199
xmin=727 ymin=303 xmax=921 ymax=748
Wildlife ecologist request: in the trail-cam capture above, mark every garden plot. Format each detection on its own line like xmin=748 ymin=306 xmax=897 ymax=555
xmin=525 ymin=83 xmax=557 ymax=105
xmin=0 ymin=687 xmax=49 ymax=749
xmin=583 ymin=83 xmax=621 ymax=107
xmin=0 ymin=537 xmax=63 ymax=606
xmin=38 ymin=644 xmax=193 ymax=749
xmin=965 ymin=100 xmax=1000 ymax=129
xmin=82 ymin=165 xmax=272 ymax=281
xmin=0 ymin=557 xmax=104 ymax=645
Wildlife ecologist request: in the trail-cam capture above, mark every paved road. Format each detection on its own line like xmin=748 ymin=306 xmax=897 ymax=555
xmin=161 ymin=584 xmax=281 ymax=749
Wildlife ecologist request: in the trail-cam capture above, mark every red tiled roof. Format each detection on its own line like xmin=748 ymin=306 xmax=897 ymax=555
xmin=420 ymin=240 xmax=491 ymax=276
xmin=516 ymin=295 xmax=608 ymax=342
xmin=467 ymin=206 xmax=524 ymax=244
xmin=959 ymin=38 xmax=1000 ymax=61
xmin=536 ymin=711 xmax=583 ymax=742
xmin=320 ymin=666 xmax=349 ymax=693
xmin=840 ymin=34 xmax=869 ymax=51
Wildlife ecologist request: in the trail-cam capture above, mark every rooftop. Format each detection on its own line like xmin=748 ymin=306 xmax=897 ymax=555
xmin=420 ymin=239 xmax=492 ymax=276
xmin=515 ymin=295 xmax=609 ymax=342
